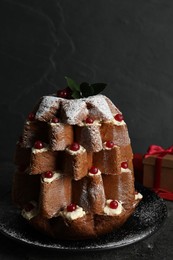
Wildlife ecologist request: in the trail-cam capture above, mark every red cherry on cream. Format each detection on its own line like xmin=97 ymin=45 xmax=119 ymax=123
xmin=109 ymin=200 xmax=118 ymax=209
xmin=89 ymin=166 xmax=98 ymax=174
xmin=67 ymin=203 xmax=77 ymax=212
xmin=43 ymin=171 xmax=53 ymax=178
xmin=121 ymin=162 xmax=128 ymax=169
xmin=69 ymin=142 xmax=80 ymax=151
xmin=114 ymin=114 xmax=124 ymax=122
xmin=105 ymin=141 xmax=114 ymax=149
xmin=34 ymin=140 xmax=43 ymax=149
xmin=85 ymin=117 xmax=94 ymax=124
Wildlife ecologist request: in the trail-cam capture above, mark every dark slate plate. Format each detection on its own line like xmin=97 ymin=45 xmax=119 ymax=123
xmin=0 ymin=184 xmax=167 ymax=251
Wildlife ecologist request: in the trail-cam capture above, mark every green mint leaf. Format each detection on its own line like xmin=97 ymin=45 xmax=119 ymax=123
xmin=80 ymin=82 xmax=94 ymax=97
xmin=65 ymin=76 xmax=80 ymax=92
xmin=72 ymin=90 xmax=81 ymax=99
xmin=90 ymin=83 xmax=107 ymax=95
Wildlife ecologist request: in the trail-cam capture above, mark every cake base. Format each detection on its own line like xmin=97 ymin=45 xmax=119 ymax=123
xmin=0 ymin=184 xmax=167 ymax=251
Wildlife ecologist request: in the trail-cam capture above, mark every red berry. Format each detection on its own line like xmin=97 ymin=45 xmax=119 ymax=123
xmin=34 ymin=140 xmax=43 ymax=149
xmin=28 ymin=112 xmax=35 ymax=121
xmin=24 ymin=202 xmax=34 ymax=212
xmin=85 ymin=117 xmax=94 ymax=124
xmin=121 ymin=161 xmax=128 ymax=169
xmin=43 ymin=171 xmax=53 ymax=178
xmin=51 ymin=117 xmax=59 ymax=123
xmin=67 ymin=203 xmax=77 ymax=212
xmin=105 ymin=141 xmax=114 ymax=149
xmin=114 ymin=114 xmax=124 ymax=122
xmin=89 ymin=166 xmax=98 ymax=174
xmin=57 ymin=87 xmax=72 ymax=99
xmin=109 ymin=200 xmax=118 ymax=209
xmin=69 ymin=142 xmax=80 ymax=151
xmin=57 ymin=89 xmax=67 ymax=98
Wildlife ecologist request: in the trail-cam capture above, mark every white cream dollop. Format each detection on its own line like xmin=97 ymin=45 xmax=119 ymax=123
xmin=88 ymin=169 xmax=101 ymax=177
xmin=104 ymin=199 xmax=123 ymax=216
xmin=78 ymin=119 xmax=102 ymax=127
xmin=32 ymin=144 xmax=49 ymax=154
xmin=41 ymin=171 xmax=62 ymax=183
xmin=112 ymin=118 xmax=126 ymax=126
xmin=135 ymin=192 xmax=143 ymax=200
xmin=105 ymin=117 xmax=126 ymax=126
xmin=121 ymin=167 xmax=131 ymax=173
xmin=49 ymin=122 xmax=61 ymax=126
xmin=66 ymin=145 xmax=86 ymax=155
xmin=21 ymin=201 xmax=38 ymax=220
xmin=61 ymin=205 xmax=86 ymax=221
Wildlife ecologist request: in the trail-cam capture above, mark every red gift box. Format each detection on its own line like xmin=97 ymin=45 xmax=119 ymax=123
xmin=133 ymin=153 xmax=144 ymax=184
xmin=142 ymin=145 xmax=173 ymax=201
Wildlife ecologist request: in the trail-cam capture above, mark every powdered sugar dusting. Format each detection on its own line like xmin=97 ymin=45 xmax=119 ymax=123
xmin=86 ymin=95 xmax=114 ymax=121
xmin=35 ymin=96 xmax=62 ymax=121
xmin=62 ymin=99 xmax=88 ymax=125
xmin=104 ymin=96 xmax=121 ymax=115
xmin=35 ymin=94 xmax=120 ymax=125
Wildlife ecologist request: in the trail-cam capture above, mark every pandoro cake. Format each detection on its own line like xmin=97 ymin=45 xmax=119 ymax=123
xmin=12 ymin=79 xmax=142 ymax=240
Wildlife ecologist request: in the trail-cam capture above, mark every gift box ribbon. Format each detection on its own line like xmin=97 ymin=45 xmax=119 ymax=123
xmin=145 ymin=145 xmax=173 ymax=200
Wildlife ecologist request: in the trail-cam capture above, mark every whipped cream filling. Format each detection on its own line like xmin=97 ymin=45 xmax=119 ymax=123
xmin=135 ymin=192 xmax=143 ymax=200
xmin=66 ymin=145 xmax=86 ymax=155
xmin=25 ymin=120 xmax=31 ymax=125
xmin=32 ymin=144 xmax=49 ymax=154
xmin=104 ymin=200 xmax=123 ymax=216
xmin=49 ymin=122 xmax=61 ymax=126
xmin=112 ymin=118 xmax=126 ymax=126
xmin=21 ymin=201 xmax=38 ymax=220
xmin=88 ymin=169 xmax=101 ymax=177
xmin=104 ymin=118 xmax=126 ymax=126
xmin=78 ymin=119 xmax=101 ymax=127
xmin=61 ymin=206 xmax=86 ymax=221
xmin=121 ymin=167 xmax=131 ymax=173
xmin=41 ymin=171 xmax=62 ymax=183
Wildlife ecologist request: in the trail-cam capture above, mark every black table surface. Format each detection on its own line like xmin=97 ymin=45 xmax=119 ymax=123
xmin=0 ymin=162 xmax=173 ymax=260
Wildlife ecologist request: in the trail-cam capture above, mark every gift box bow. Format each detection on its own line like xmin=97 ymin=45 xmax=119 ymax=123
xmin=144 ymin=144 xmax=173 ymax=201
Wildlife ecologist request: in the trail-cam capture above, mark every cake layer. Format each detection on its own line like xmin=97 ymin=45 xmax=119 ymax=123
xmin=22 ymin=121 xmax=49 ymax=148
xmin=75 ymin=124 xmax=102 ymax=152
xmin=93 ymin=144 xmax=121 ymax=174
xmin=35 ymin=96 xmax=62 ymax=122
xmin=88 ymin=172 xmax=106 ymax=214
xmin=63 ymin=146 xmax=88 ymax=180
xmin=12 ymin=170 xmax=40 ymax=208
xmin=102 ymin=169 xmax=135 ymax=210
xmin=39 ymin=172 xmax=71 ymax=218
xmin=49 ymin=122 xmax=73 ymax=151
xmin=14 ymin=142 xmax=31 ymax=167
xmin=100 ymin=123 xmax=130 ymax=146
xmin=30 ymin=148 xmax=58 ymax=174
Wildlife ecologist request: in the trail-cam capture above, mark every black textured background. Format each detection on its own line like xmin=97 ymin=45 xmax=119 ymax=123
xmin=1 ymin=0 xmax=173 ymax=161
xmin=0 ymin=1 xmax=173 ymax=259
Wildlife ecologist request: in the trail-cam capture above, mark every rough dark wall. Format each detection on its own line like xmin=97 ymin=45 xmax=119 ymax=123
xmin=1 ymin=0 xmax=173 ymax=161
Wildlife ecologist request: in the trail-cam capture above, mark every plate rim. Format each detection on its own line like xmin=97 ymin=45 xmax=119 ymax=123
xmin=0 ymin=184 xmax=168 ymax=251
